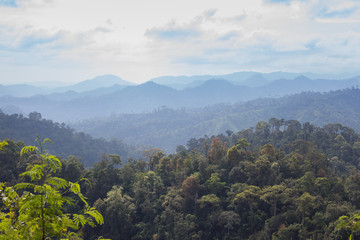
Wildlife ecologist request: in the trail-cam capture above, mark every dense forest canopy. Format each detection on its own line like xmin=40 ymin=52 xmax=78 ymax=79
xmin=2 ymin=118 xmax=360 ymax=239
xmin=74 ymin=88 xmax=360 ymax=152
xmin=0 ymin=110 xmax=141 ymax=166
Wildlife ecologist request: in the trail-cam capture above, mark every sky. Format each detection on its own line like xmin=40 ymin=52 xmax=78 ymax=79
xmin=0 ymin=0 xmax=360 ymax=85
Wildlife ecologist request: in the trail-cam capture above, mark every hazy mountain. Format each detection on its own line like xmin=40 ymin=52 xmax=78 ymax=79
xmin=239 ymin=74 xmax=268 ymax=87
xmin=51 ymin=74 xmax=135 ymax=93
xmin=0 ymin=74 xmax=135 ymax=98
xmin=0 ymin=76 xmax=359 ymax=122
xmin=150 ymin=75 xmax=213 ymax=90
xmin=0 ymin=84 xmax=44 ymax=97
xmin=150 ymin=71 xmax=360 ymax=89
xmin=72 ymin=88 xmax=360 ymax=153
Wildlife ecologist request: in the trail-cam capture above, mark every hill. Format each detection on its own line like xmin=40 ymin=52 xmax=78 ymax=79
xmin=2 ymin=119 xmax=360 ymax=239
xmin=150 ymin=71 xmax=360 ymax=89
xmin=0 ymin=76 xmax=359 ymax=122
xmin=72 ymin=88 xmax=360 ymax=153
xmin=51 ymin=74 xmax=135 ymax=93
xmin=0 ymin=111 xmax=141 ymax=166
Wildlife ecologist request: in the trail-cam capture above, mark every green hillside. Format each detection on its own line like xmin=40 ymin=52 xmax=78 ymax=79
xmin=0 ymin=111 xmax=141 ymax=166
xmin=1 ymin=119 xmax=360 ymax=239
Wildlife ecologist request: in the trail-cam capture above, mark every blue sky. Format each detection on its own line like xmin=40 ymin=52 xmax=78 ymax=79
xmin=0 ymin=0 xmax=360 ymax=84
xmin=0 ymin=0 xmax=17 ymax=7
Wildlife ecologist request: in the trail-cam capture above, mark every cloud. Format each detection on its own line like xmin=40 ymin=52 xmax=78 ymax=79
xmin=265 ymin=0 xmax=293 ymax=3
xmin=145 ymin=9 xmax=222 ymax=41
xmin=264 ymin=0 xmax=305 ymax=5
xmin=315 ymin=3 xmax=359 ymax=19
xmin=145 ymin=23 xmax=201 ymax=41
xmin=148 ymin=0 xmax=360 ymax=76
xmin=1 ymin=0 xmax=360 ymax=84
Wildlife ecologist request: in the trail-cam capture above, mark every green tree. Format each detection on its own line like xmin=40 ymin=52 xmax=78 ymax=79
xmin=206 ymin=173 xmax=226 ymax=195
xmin=0 ymin=137 xmax=103 ymax=240
xmin=336 ymin=213 xmax=360 ymax=240
xmin=94 ymin=186 xmax=136 ymax=239
xmin=261 ymin=184 xmax=286 ymax=216
xmin=295 ymin=192 xmax=316 ymax=223
xmin=216 ymin=210 xmax=240 ymax=237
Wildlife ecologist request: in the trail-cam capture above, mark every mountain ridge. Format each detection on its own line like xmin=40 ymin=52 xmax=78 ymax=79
xmin=1 ymin=76 xmax=359 ymax=121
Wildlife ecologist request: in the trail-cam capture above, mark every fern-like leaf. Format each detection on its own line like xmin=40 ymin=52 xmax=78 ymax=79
xmin=14 ymin=183 xmax=35 ymax=190
xmin=85 ymin=207 xmax=104 ymax=225
xmin=73 ymin=214 xmax=88 ymax=228
xmin=69 ymin=182 xmax=80 ymax=194
xmin=0 ymin=140 xmax=8 ymax=150
xmin=68 ymin=182 xmax=88 ymax=205
xmin=79 ymin=178 xmax=92 ymax=188
xmin=20 ymin=146 xmax=38 ymax=157
xmin=19 ymin=164 xmax=46 ymax=181
xmin=42 ymin=138 xmax=53 ymax=145
xmin=42 ymin=154 xmax=62 ymax=173
xmin=46 ymin=177 xmax=69 ymax=189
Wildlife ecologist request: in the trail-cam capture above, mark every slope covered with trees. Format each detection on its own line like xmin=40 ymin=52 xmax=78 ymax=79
xmin=2 ymin=119 xmax=360 ymax=239
xmin=74 ymin=88 xmax=360 ymax=153
xmin=0 ymin=111 xmax=141 ymax=166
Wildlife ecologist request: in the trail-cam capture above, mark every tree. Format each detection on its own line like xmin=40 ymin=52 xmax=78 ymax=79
xmin=0 ymin=137 xmax=103 ymax=239
xmin=336 ymin=214 xmax=360 ymax=240
xmin=143 ymin=148 xmax=164 ymax=171
xmin=206 ymin=173 xmax=226 ymax=195
xmin=345 ymin=172 xmax=360 ymax=208
xmin=217 ymin=210 xmax=240 ymax=237
xmin=182 ymin=175 xmax=200 ymax=212
xmin=208 ymin=137 xmax=226 ymax=164
xmin=28 ymin=111 xmax=42 ymax=121
xmin=261 ymin=185 xmax=286 ymax=216
xmin=197 ymin=194 xmax=221 ymax=212
xmin=295 ymin=192 xmax=316 ymax=223
xmin=234 ymin=185 xmax=263 ymax=234
xmin=94 ymin=186 xmax=136 ymax=239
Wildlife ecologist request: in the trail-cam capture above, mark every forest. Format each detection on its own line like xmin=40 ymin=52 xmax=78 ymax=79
xmin=73 ymin=88 xmax=360 ymax=152
xmin=0 ymin=110 xmax=141 ymax=166
xmin=1 ymin=118 xmax=360 ymax=239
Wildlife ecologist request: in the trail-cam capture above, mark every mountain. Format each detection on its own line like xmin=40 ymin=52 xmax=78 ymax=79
xmin=0 ymin=112 xmax=141 ymax=166
xmin=0 ymin=74 xmax=135 ymax=99
xmin=51 ymin=74 xmax=135 ymax=93
xmin=239 ymin=74 xmax=268 ymax=87
xmin=72 ymin=88 xmax=360 ymax=153
xmin=150 ymin=75 xmax=213 ymax=90
xmin=0 ymin=84 xmax=44 ymax=97
xmin=150 ymin=71 xmax=360 ymax=89
xmin=1 ymin=76 xmax=359 ymax=122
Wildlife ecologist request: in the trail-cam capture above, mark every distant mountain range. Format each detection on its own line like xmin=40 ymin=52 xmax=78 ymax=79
xmin=1 ymin=71 xmax=360 ymax=97
xmin=0 ymin=74 xmax=359 ymax=122
xmin=150 ymin=71 xmax=360 ymax=89
xmin=1 ymin=71 xmax=360 ymax=153
xmin=0 ymin=74 xmax=134 ymax=97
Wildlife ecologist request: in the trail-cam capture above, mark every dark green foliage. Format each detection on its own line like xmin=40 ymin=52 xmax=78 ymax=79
xmin=0 ymin=112 xmax=141 ymax=166
xmin=2 ymin=119 xmax=360 ymax=239
xmin=0 ymin=137 xmax=103 ymax=239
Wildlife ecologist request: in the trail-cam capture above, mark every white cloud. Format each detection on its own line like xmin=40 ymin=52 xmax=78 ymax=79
xmin=0 ymin=0 xmax=360 ymax=84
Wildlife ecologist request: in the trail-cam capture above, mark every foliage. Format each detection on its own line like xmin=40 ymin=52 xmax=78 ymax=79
xmin=2 ymin=118 xmax=360 ymax=239
xmin=0 ymin=136 xmax=103 ymax=239
xmin=336 ymin=214 xmax=360 ymax=240
xmin=0 ymin=112 xmax=141 ymax=166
